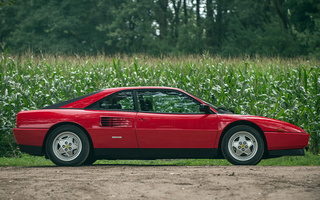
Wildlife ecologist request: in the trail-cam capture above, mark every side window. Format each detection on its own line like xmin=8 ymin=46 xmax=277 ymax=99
xmin=97 ymin=91 xmax=134 ymax=111
xmin=137 ymin=90 xmax=201 ymax=113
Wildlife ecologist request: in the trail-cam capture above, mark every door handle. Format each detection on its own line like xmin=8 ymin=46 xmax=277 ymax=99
xmin=139 ymin=118 xmax=150 ymax=121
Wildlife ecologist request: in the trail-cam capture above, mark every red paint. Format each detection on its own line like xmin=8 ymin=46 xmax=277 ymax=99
xmin=13 ymin=87 xmax=309 ymax=155
xmin=265 ymin=132 xmax=309 ymax=150
xmin=136 ymin=112 xmax=218 ymax=148
xmin=13 ymin=129 xmax=48 ymax=146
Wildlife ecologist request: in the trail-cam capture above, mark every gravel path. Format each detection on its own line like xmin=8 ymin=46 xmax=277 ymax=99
xmin=0 ymin=166 xmax=319 ymax=200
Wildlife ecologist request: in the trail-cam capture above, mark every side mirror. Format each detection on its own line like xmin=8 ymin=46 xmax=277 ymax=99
xmin=199 ymin=104 xmax=211 ymax=114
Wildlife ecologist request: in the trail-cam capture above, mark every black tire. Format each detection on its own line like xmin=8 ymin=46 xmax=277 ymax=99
xmin=81 ymin=149 xmax=97 ymax=166
xmin=221 ymin=125 xmax=264 ymax=165
xmin=81 ymin=157 xmax=97 ymax=166
xmin=46 ymin=125 xmax=90 ymax=166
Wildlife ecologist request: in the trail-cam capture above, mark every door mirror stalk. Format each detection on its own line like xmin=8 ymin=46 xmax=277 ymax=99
xmin=199 ymin=104 xmax=211 ymax=114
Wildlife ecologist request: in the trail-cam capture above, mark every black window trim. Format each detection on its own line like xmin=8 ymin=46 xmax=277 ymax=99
xmin=134 ymin=88 xmax=215 ymax=114
xmin=85 ymin=88 xmax=215 ymax=114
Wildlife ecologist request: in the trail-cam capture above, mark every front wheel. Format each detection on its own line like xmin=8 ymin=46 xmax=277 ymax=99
xmin=46 ymin=125 xmax=90 ymax=166
xmin=222 ymin=125 xmax=264 ymax=165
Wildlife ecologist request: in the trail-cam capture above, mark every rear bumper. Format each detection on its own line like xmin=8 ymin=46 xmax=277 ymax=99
xmin=268 ymin=149 xmax=305 ymax=157
xmin=13 ymin=128 xmax=47 ymax=156
xmin=13 ymin=128 xmax=48 ymax=146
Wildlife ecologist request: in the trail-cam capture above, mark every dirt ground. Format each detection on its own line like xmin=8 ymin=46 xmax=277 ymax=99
xmin=0 ymin=165 xmax=319 ymax=200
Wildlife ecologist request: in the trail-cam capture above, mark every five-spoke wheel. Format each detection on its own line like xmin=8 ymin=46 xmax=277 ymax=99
xmin=52 ymin=131 xmax=82 ymax=162
xmin=222 ymin=125 xmax=264 ymax=165
xmin=46 ymin=125 xmax=90 ymax=166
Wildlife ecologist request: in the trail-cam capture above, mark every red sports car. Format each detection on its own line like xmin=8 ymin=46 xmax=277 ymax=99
xmin=13 ymin=87 xmax=309 ymax=166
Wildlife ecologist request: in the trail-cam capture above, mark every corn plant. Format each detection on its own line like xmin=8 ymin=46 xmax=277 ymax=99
xmin=0 ymin=51 xmax=319 ymax=156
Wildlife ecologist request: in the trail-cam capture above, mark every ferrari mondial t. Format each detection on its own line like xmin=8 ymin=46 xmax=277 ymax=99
xmin=13 ymin=87 xmax=309 ymax=166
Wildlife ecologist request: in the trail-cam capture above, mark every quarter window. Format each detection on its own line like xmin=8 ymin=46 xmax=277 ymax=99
xmin=93 ymin=91 xmax=134 ymax=111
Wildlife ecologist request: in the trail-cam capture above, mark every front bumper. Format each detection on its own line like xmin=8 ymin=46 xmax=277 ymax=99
xmin=265 ymin=131 xmax=309 ymax=150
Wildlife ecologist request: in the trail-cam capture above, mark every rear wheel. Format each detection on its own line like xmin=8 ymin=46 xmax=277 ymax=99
xmin=46 ymin=125 xmax=90 ymax=166
xmin=222 ymin=125 xmax=264 ymax=165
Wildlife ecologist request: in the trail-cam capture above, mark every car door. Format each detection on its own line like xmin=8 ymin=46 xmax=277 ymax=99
xmin=85 ymin=90 xmax=139 ymax=149
xmin=135 ymin=89 xmax=218 ymax=148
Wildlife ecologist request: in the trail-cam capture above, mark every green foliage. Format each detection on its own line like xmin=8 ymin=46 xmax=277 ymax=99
xmin=0 ymin=0 xmax=319 ymax=57
xmin=1 ymin=152 xmax=319 ymax=166
xmin=0 ymin=0 xmax=14 ymax=7
xmin=259 ymin=151 xmax=320 ymax=166
xmin=0 ymin=52 xmax=319 ymax=156
xmin=0 ymin=153 xmax=54 ymax=167
xmin=286 ymin=0 xmax=318 ymax=33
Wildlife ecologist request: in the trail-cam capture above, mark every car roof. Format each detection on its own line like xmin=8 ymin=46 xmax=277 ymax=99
xmin=102 ymin=86 xmax=180 ymax=91
xmin=46 ymin=86 xmax=185 ymax=109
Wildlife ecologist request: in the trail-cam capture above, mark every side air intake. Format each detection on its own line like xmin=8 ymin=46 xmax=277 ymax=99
xmin=101 ymin=117 xmax=132 ymax=127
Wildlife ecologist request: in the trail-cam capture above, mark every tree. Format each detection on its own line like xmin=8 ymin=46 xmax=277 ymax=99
xmin=183 ymin=0 xmax=188 ymax=25
xmin=172 ymin=0 xmax=182 ymax=43
xmin=272 ymin=0 xmax=290 ymax=31
xmin=156 ymin=0 xmax=169 ymax=40
xmin=0 ymin=0 xmax=319 ymax=56
xmin=206 ymin=0 xmax=214 ymax=48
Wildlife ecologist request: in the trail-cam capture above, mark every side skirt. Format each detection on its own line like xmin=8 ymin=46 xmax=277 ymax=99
xmin=95 ymin=148 xmax=218 ymax=160
xmin=19 ymin=145 xmax=44 ymax=156
xmin=268 ymin=149 xmax=305 ymax=158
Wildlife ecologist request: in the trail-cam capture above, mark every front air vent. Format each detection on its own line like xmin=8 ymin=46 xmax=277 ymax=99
xmin=101 ymin=117 xmax=132 ymax=127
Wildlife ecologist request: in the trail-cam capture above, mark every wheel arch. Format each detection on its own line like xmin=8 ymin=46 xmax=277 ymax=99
xmin=217 ymin=120 xmax=268 ymax=158
xmin=43 ymin=122 xmax=94 ymax=158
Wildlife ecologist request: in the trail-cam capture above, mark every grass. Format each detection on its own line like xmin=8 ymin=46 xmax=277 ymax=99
xmin=0 ymin=152 xmax=319 ymax=167
xmin=0 ymin=52 xmax=319 ymax=157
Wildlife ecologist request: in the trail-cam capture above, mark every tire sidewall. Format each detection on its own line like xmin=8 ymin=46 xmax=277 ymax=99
xmin=46 ymin=125 xmax=90 ymax=166
xmin=222 ymin=125 xmax=264 ymax=165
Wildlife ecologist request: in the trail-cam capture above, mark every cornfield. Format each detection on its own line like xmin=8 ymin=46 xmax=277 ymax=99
xmin=1 ymin=52 xmax=319 ymax=156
